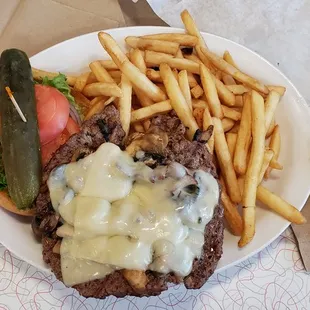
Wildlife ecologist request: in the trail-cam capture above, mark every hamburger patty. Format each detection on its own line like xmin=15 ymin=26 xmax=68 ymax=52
xmin=34 ymin=105 xmax=224 ymax=298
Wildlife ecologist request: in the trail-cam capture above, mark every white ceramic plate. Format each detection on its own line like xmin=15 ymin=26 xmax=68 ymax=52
xmin=1 ymin=26 xmax=310 ymax=275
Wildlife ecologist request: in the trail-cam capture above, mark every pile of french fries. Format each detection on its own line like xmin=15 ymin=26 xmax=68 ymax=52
xmin=32 ymin=10 xmax=306 ymax=248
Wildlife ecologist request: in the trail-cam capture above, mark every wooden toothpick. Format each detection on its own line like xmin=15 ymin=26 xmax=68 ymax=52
xmin=5 ymin=87 xmax=27 ymax=122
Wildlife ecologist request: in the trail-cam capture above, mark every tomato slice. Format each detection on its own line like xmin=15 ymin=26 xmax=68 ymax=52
xmin=35 ymin=85 xmax=70 ymax=145
xmin=41 ymin=117 xmax=80 ymax=166
xmin=65 ymin=117 xmax=80 ymax=136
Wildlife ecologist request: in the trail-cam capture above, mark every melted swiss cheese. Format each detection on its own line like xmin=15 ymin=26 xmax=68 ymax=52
xmin=47 ymin=143 xmax=219 ymax=286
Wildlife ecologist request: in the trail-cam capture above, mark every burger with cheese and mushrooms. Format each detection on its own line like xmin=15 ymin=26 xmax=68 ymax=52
xmin=33 ymin=105 xmax=224 ymax=298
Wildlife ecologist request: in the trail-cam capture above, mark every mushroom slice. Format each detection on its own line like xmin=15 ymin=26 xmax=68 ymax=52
xmin=193 ymin=125 xmax=214 ymax=143
xmin=39 ymin=213 xmax=60 ymax=234
xmin=172 ymin=175 xmax=197 ymax=197
xmin=32 ymin=216 xmax=43 ymax=240
xmin=126 ymin=129 xmax=168 ymax=157
xmin=123 ymin=269 xmax=148 ymax=292
xmin=172 ymin=175 xmax=199 ymax=211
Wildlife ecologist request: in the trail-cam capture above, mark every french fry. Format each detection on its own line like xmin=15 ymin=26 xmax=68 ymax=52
xmin=256 ymin=186 xmax=306 ymax=224
xmin=191 ymin=84 xmax=204 ymax=99
xmin=176 ymin=48 xmax=183 ymax=58
xmin=238 ymin=177 xmax=306 ymax=225
xmin=142 ymin=33 xmax=198 ymax=46
xmin=108 ymin=71 xmax=121 ymax=84
xmin=109 ymin=70 xmax=122 ymax=79
xmin=180 ymin=12 xmax=217 ymax=78
xmin=220 ymin=178 xmax=243 ymax=236
xmin=181 ymin=9 xmax=208 ymax=48
xmin=258 ymin=149 xmax=274 ymax=184
xmin=156 ymin=83 xmax=167 ymax=95
xmin=71 ymin=89 xmax=91 ymax=113
xmin=85 ymin=96 xmax=115 ymax=121
xmin=119 ymin=74 xmax=132 ymax=138
xmin=239 ymin=91 xmax=265 ymax=248
xmin=87 ymin=72 xmax=98 ymax=84
xmin=146 ymin=68 xmax=197 ymax=87
xmin=125 ymin=36 xmax=179 ymax=55
xmin=176 ymin=49 xmax=198 ymax=88
xmin=195 ymin=45 xmax=216 ymax=73
xmin=74 ymin=72 xmax=91 ymax=92
xmin=201 ymin=47 xmax=269 ymax=94
xmin=98 ymin=33 xmax=128 ymax=66
xmin=269 ymin=161 xmax=283 ymax=170
xmin=99 ymin=59 xmax=119 ymax=70
xmin=131 ymin=100 xmax=172 ymax=123
xmin=145 ymin=51 xmax=174 ymax=65
xmin=89 ymin=96 xmax=108 ymax=107
xmin=192 ymin=99 xmax=208 ymax=109
xmin=213 ymin=77 xmax=236 ymax=107
xmin=235 ymin=95 xmax=244 ymax=108
xmin=265 ymin=125 xmax=281 ymax=178
xmin=231 ymin=106 xmax=242 ymax=112
xmin=238 ymin=175 xmax=245 ymax=196
xmin=143 ymin=119 xmax=151 ymax=132
xmin=129 ymin=49 xmax=154 ymax=107
xmin=184 ymin=54 xmax=204 ymax=65
xmin=222 ymin=106 xmax=242 ymax=121
xmin=213 ymin=117 xmax=241 ymax=203
xmin=178 ymin=70 xmax=192 ymax=111
xmin=89 ymin=61 xmax=115 ymax=83
xmin=270 ymin=125 xmax=281 ymax=161
xmin=226 ymin=85 xmax=250 ymax=95
xmin=145 ymin=50 xmax=200 ymax=74
xmin=215 ymin=70 xmax=222 ymax=81
xmin=222 ymin=118 xmax=235 ymax=132
xmin=83 ymin=82 xmax=122 ymax=97
xmin=98 ymin=32 xmax=167 ymax=102
xmin=123 ymin=61 xmax=167 ymax=101
xmin=172 ymin=68 xmax=179 ymax=81
xmin=223 ymin=50 xmax=239 ymax=69
xmin=222 ymin=74 xmax=236 ymax=85
xmin=233 ymin=93 xmax=252 ymax=175
xmin=146 ymin=69 xmax=162 ymax=83
xmin=193 ymin=107 xmax=205 ymax=129
xmin=203 ymin=107 xmax=214 ymax=153
xmin=226 ymin=133 xmax=237 ymax=158
xmin=175 ymin=48 xmax=184 ymax=59
xmin=134 ymin=87 xmax=154 ymax=107
xmin=160 ymin=64 xmax=198 ymax=140
xmin=229 ymin=122 xmax=240 ymax=133
xmin=267 ymin=85 xmax=286 ymax=96
xmin=264 ymin=90 xmax=281 ymax=135
xmin=266 ymin=118 xmax=276 ymax=138
xmin=32 ymin=68 xmax=77 ymax=86
xmin=160 ymin=63 xmax=198 ymax=139
xmin=129 ymin=48 xmax=147 ymax=74
xmin=200 ymin=65 xmax=224 ymax=118
xmin=133 ymin=122 xmax=145 ymax=133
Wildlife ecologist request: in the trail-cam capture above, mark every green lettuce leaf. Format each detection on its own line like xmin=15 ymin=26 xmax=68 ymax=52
xmin=0 ymin=171 xmax=7 ymax=191
xmin=41 ymin=73 xmax=84 ymax=119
